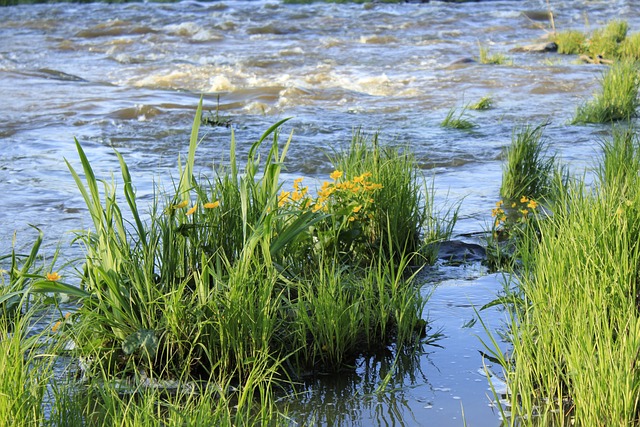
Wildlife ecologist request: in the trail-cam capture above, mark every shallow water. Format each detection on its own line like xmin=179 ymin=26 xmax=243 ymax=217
xmin=1 ymin=0 xmax=638 ymax=424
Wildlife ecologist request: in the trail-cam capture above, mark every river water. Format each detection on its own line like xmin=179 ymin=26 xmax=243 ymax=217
xmin=1 ymin=0 xmax=638 ymax=425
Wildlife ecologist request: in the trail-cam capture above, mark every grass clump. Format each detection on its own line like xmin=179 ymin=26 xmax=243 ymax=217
xmin=553 ymin=30 xmax=586 ymax=55
xmin=572 ymin=60 xmax=640 ymax=124
xmin=20 ymin=100 xmax=458 ymax=423
xmin=469 ymin=95 xmax=493 ymax=111
xmin=441 ymin=107 xmax=475 ymax=130
xmin=588 ymin=19 xmax=628 ymax=59
xmin=552 ymin=20 xmax=640 ymax=62
xmin=500 ymin=123 xmax=556 ymax=202
xmin=477 ymin=44 xmax=511 ymax=65
xmin=486 ymin=128 xmax=640 ymax=425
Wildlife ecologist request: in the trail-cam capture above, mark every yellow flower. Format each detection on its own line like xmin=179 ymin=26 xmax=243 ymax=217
xmin=52 ymin=312 xmax=72 ymax=333
xmin=293 ymin=178 xmax=304 ymax=190
xmin=330 ymin=170 xmax=343 ymax=181
xmin=348 ymin=216 xmax=356 ymax=222
xmin=496 ymin=200 xmax=504 ymax=207
xmin=46 ymin=272 xmax=61 ymax=282
xmin=520 ymin=209 xmax=529 ymax=216
xmin=527 ymin=200 xmax=538 ymax=210
xmin=520 ymin=196 xmax=529 ymax=204
xmin=173 ymin=200 xmax=189 ymax=209
xmin=204 ymin=201 xmax=220 ymax=209
xmin=511 ymin=202 xmax=517 ymax=208
xmin=186 ymin=205 xmax=197 ymax=216
xmin=352 ymin=205 xmax=362 ymax=213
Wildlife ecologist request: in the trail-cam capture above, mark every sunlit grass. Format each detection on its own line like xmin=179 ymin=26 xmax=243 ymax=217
xmin=572 ymin=60 xmax=640 ymax=124
xmin=477 ymin=44 xmax=511 ymax=65
xmin=500 ymin=123 xmax=556 ymax=201
xmin=469 ymin=95 xmax=493 ymax=111
xmin=441 ymin=107 xmax=475 ymax=130
xmin=486 ymin=127 xmax=640 ymax=425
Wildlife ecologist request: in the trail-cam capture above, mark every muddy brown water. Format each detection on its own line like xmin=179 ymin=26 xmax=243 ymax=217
xmin=1 ymin=0 xmax=638 ymax=425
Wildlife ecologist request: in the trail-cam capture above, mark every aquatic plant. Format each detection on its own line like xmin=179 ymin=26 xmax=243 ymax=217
xmin=500 ymin=123 xmax=556 ymax=202
xmin=552 ymin=30 xmax=586 ymax=55
xmin=588 ymin=19 xmax=628 ymax=59
xmin=441 ymin=107 xmax=475 ymax=130
xmin=477 ymin=44 xmax=511 ymax=65
xmin=486 ymin=128 xmax=640 ymax=425
xmin=57 ymin=99 xmax=441 ymax=397
xmin=572 ymin=60 xmax=640 ymax=124
xmin=469 ymin=95 xmax=493 ymax=111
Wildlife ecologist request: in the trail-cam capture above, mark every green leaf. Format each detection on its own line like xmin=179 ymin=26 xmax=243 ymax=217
xmin=122 ymin=329 xmax=159 ymax=356
xmin=29 ymin=280 xmax=90 ymax=299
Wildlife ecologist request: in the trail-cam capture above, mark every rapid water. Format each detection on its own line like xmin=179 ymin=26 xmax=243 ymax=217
xmin=1 ymin=0 xmax=638 ymax=425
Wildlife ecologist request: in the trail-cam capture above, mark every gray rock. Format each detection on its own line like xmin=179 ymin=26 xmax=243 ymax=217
xmin=511 ymin=42 xmax=558 ymax=53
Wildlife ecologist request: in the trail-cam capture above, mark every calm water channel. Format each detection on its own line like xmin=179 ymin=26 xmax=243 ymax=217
xmin=1 ymin=0 xmax=638 ymax=425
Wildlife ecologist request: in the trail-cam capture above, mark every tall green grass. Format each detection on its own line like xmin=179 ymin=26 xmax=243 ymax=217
xmin=489 ymin=128 xmax=640 ymax=425
xmin=572 ymin=60 xmax=640 ymax=124
xmin=0 ymin=100 xmax=460 ymax=423
xmin=500 ymin=123 xmax=556 ymax=201
xmin=38 ymin=100 xmax=454 ymax=425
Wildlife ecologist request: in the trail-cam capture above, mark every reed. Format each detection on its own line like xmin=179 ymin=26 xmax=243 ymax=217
xmin=588 ymin=20 xmax=628 ymax=59
xmin=0 ymin=311 xmax=57 ymax=426
xmin=50 ymin=100 xmax=444 ymax=417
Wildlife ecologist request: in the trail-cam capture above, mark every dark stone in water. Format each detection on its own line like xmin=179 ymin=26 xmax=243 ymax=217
xmin=437 ymin=240 xmax=486 ymax=265
xmin=510 ymin=42 xmax=558 ymax=53
xmin=444 ymin=57 xmax=476 ymax=69
xmin=522 ymin=10 xmax=553 ymax=21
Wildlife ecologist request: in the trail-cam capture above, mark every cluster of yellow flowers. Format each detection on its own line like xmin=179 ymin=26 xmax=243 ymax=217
xmin=276 ymin=171 xmax=383 ymax=223
xmin=279 ymin=178 xmax=310 ymax=208
xmin=492 ymin=196 xmax=539 ymax=228
xmin=168 ymin=199 xmax=221 ymax=215
xmin=313 ymin=171 xmax=382 ymax=217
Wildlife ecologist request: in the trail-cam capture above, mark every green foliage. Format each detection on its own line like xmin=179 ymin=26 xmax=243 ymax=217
xmin=619 ymin=32 xmax=640 ymax=61
xmin=588 ymin=20 xmax=628 ymax=59
xmin=500 ymin=123 xmax=556 ymax=201
xmin=572 ymin=60 xmax=640 ymax=124
xmin=0 ymin=311 xmax=57 ymax=426
xmin=552 ymin=30 xmax=586 ymax=55
xmin=57 ymin=102 xmax=450 ymax=393
xmin=486 ymin=128 xmax=640 ymax=425
xmin=441 ymin=107 xmax=476 ymax=130
xmin=477 ymin=44 xmax=511 ymax=65
xmin=552 ymin=20 xmax=640 ymax=62
xmin=469 ymin=95 xmax=493 ymax=111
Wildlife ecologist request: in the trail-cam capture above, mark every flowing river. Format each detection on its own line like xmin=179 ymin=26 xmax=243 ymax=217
xmin=1 ymin=0 xmax=638 ymax=425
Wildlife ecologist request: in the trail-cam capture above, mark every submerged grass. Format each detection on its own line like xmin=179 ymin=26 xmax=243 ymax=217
xmin=441 ymin=107 xmax=475 ymax=130
xmin=477 ymin=44 xmax=511 ymax=65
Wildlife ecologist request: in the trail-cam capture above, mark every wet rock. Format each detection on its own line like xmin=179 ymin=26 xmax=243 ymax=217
xmin=522 ymin=10 xmax=553 ymax=22
xmin=437 ymin=240 xmax=486 ymax=265
xmin=444 ymin=57 xmax=476 ymax=69
xmin=510 ymin=42 xmax=557 ymax=53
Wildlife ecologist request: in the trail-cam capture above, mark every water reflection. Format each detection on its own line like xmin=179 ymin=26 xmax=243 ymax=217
xmin=283 ymin=344 xmax=432 ymax=426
